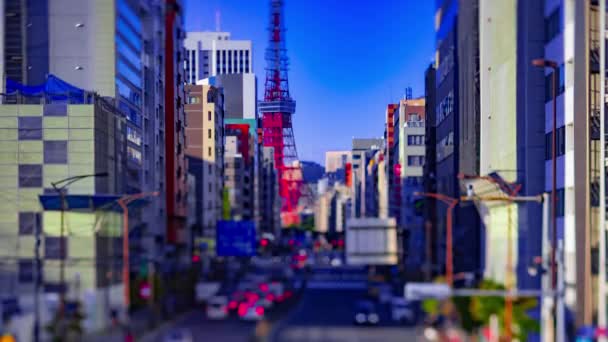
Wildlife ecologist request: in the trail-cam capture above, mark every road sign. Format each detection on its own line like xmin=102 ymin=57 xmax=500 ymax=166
xmin=404 ymin=282 xmax=452 ymax=301
xmin=216 ymin=220 xmax=257 ymax=257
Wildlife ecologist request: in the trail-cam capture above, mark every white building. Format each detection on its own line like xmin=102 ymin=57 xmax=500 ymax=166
xmin=185 ymin=31 xmax=253 ymax=83
xmin=325 ymin=151 xmax=351 ymax=174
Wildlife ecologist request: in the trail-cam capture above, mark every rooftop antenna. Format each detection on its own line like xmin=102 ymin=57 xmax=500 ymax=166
xmin=405 ymin=86 xmax=412 ymax=100
xmin=215 ymin=10 xmax=221 ymax=32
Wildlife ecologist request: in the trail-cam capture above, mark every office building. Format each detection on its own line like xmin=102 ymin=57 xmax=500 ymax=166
xmin=224 ymin=124 xmax=255 ymax=221
xmin=0 ymin=86 xmax=126 ymax=332
xmin=478 ymin=0 xmax=545 ymax=293
xmin=325 ymin=151 xmax=351 ymax=174
xmin=185 ymin=83 xmax=225 ymax=238
xmin=351 ymin=138 xmax=383 ymax=218
xmin=184 ymin=31 xmax=252 ymax=83
xmin=260 ymin=146 xmax=281 ymax=235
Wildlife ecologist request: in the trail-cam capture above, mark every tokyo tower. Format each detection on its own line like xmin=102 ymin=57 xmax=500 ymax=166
xmin=259 ymin=0 xmax=303 ymax=226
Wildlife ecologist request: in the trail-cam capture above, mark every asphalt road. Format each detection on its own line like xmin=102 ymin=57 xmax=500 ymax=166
xmin=139 ymin=310 xmax=257 ymax=342
xmin=272 ymin=270 xmax=421 ymax=342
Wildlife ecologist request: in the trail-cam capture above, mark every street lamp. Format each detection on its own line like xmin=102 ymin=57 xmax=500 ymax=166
xmin=413 ymin=192 xmax=458 ymax=287
xmin=50 ymin=172 xmax=108 ymax=315
xmin=532 ymin=58 xmax=559 ymax=297
xmin=117 ymin=192 xmax=159 ymax=314
xmin=532 ymin=58 xmax=560 ymax=341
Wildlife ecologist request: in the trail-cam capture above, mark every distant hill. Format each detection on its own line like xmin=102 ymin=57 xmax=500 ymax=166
xmin=300 ymin=161 xmax=325 ymax=184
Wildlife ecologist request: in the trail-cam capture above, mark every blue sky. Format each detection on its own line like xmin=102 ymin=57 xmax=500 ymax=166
xmin=184 ymin=0 xmax=435 ymax=164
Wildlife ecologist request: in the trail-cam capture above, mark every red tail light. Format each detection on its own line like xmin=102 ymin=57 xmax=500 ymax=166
xmin=266 ymin=293 xmax=274 ymax=301
xmin=255 ymin=306 xmax=264 ymax=315
xmin=284 ymin=290 xmax=293 ymax=298
xmin=238 ymin=303 xmax=248 ymax=317
xmin=260 ymin=283 xmax=269 ymax=292
xmin=228 ymin=301 xmax=237 ymax=309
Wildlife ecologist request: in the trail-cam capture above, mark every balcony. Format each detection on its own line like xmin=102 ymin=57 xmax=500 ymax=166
xmin=405 ymin=120 xmax=424 ymax=128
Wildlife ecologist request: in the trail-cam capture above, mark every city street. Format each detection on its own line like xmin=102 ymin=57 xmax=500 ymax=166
xmin=139 ymin=310 xmax=257 ymax=342
xmin=271 ymin=265 xmax=420 ymax=342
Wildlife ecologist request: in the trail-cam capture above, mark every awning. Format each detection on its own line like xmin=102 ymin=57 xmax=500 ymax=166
xmin=38 ymin=194 xmax=121 ymax=211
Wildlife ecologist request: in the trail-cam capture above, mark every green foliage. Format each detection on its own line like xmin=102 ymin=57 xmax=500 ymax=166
xmin=222 ymin=189 xmax=230 ymax=220
xmin=420 ymin=278 xmax=540 ymax=340
xmin=301 ymin=216 xmax=315 ymax=231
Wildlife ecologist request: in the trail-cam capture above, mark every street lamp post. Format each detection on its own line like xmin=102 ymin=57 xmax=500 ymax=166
xmin=50 ymin=173 xmax=108 ymax=316
xmin=414 ymin=192 xmax=458 ymax=287
xmin=117 ymin=192 xmax=159 ymax=314
xmin=532 ymin=58 xmax=561 ymax=342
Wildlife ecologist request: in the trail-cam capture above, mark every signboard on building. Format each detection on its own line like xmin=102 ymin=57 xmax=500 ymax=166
xmin=216 ymin=220 xmax=257 ymax=257
xmin=345 ymin=217 xmax=398 ymax=265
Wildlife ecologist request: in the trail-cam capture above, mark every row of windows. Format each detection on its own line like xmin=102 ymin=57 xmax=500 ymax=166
xmin=116 ymin=16 xmax=142 ymax=51
xmin=545 ymin=64 xmax=565 ymax=102
xmin=117 ymin=0 xmax=142 ymax=34
xmin=116 ymin=78 xmax=142 ymax=107
xmin=407 ymin=135 xmax=424 ymax=146
xmin=545 ymin=126 xmax=566 ymax=160
xmin=127 ymin=126 xmax=142 ymax=146
xmin=407 ymin=155 xmax=425 ymax=166
xmin=119 ymin=101 xmax=141 ymax=127
xmin=117 ymin=59 xmax=142 ymax=88
xmin=11 ymin=141 xmax=68 ymax=168
xmin=116 ymin=35 xmax=142 ymax=72
xmin=545 ymin=6 xmax=561 ymax=43
xmin=128 ymin=146 xmax=142 ymax=164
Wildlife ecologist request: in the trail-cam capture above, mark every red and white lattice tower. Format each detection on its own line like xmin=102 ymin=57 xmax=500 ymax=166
xmin=259 ymin=0 xmax=303 ymax=227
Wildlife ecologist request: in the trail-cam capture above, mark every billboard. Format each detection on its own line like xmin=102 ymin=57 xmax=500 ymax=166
xmin=216 ymin=220 xmax=257 ymax=257
xmin=346 ymin=217 xmax=398 ymax=265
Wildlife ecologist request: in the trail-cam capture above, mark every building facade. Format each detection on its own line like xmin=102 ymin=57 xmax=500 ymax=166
xmin=351 ymin=138 xmax=383 ymax=219
xmin=0 ymin=92 xmax=126 ymax=332
xmin=185 ymin=83 xmax=225 ymax=238
xmin=184 ymin=31 xmax=252 ymax=83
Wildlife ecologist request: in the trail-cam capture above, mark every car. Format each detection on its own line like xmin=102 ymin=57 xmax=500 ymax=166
xmin=353 ymin=300 xmax=380 ymax=326
xmin=206 ymin=296 xmax=228 ymax=320
xmin=391 ymin=297 xmax=416 ymax=325
xmin=238 ymin=301 xmax=265 ymax=321
xmin=163 ymin=329 xmax=193 ymax=342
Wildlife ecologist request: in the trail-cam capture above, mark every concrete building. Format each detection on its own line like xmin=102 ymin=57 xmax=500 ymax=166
xmin=478 ymin=0 xmax=546 ymax=293
xmin=325 ymin=151 xmax=351 ymax=174
xmin=434 ymin=0 xmax=482 ymax=278
xmin=260 ymin=146 xmax=281 ymax=235
xmin=351 ymin=138 xmax=383 ymax=218
xmin=0 ymin=92 xmax=127 ymax=333
xmin=184 ymin=31 xmax=252 ymax=83
xmin=185 ymin=83 xmax=225 ymax=238
xmin=224 ymin=124 xmax=255 ymax=221
xmin=535 ymin=0 xmax=606 ymax=327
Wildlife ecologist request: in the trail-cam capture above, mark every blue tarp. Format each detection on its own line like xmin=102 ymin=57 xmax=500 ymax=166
xmin=38 ymin=194 xmax=122 ymax=211
xmin=6 ymin=74 xmax=86 ymax=102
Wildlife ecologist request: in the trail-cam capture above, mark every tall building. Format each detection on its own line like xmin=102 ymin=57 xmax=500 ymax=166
xmin=537 ymin=0 xmax=605 ymax=327
xmin=260 ymin=146 xmax=281 ymax=235
xmin=478 ymin=0 xmax=545 ymax=293
xmin=423 ymin=64 xmax=438 ymax=279
xmin=224 ymin=124 xmax=256 ymax=221
xmin=185 ymin=83 xmax=225 ymax=238
xmin=0 ymin=0 xmax=191 ymax=320
xmin=0 ymin=87 xmax=126 ymax=332
xmin=184 ymin=31 xmax=252 ymax=83
xmin=434 ymin=0 xmax=482 ymax=278
xmin=351 ymin=138 xmax=383 ymax=218
xmin=325 ymin=151 xmax=351 ymax=174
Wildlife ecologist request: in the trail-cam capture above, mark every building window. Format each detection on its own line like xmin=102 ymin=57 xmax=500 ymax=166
xmin=407 ymin=156 xmax=424 ymax=166
xmin=545 ymin=6 xmax=561 ymax=43
xmin=208 ymin=164 xmax=213 ymax=174
xmin=44 ymin=237 xmax=67 ymax=260
xmin=208 ymin=129 xmax=212 ymax=139
xmin=545 ymin=64 xmax=565 ymax=102
xmin=208 ymin=111 xmax=212 ymax=121
xmin=208 ymin=183 xmax=212 ymax=193
xmin=18 ymin=117 xmax=43 ymax=140
xmin=545 ymin=126 xmax=565 ymax=160
xmin=407 ymin=135 xmax=424 ymax=146
xmin=43 ymin=141 xmax=68 ymax=164
xmin=187 ymin=96 xmax=200 ymax=104
xmin=19 ymin=212 xmax=40 ymax=235
xmin=554 ymin=188 xmax=565 ymax=217
xmin=18 ymin=259 xmax=34 ymax=283
xmin=208 ymin=147 xmax=212 ymax=156
xmin=19 ymin=165 xmax=42 ymax=188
